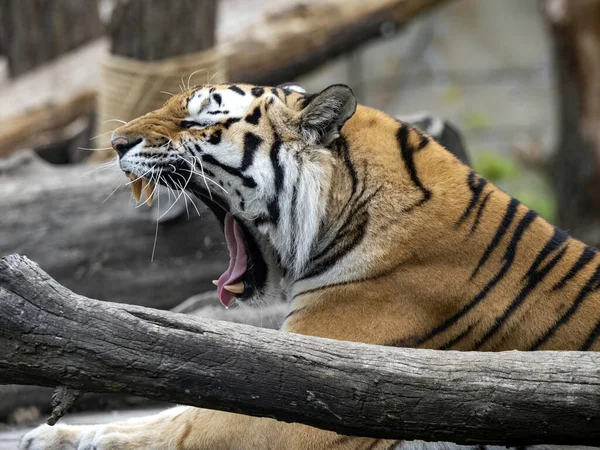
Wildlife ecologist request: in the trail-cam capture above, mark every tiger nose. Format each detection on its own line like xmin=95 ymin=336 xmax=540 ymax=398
xmin=111 ymin=137 xmax=142 ymax=157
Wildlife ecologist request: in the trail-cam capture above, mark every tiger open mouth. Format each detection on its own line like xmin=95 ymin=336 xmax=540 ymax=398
xmin=125 ymin=171 xmax=268 ymax=308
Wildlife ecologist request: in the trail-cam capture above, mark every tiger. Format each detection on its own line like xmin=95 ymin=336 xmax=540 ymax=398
xmin=21 ymin=82 xmax=600 ymax=450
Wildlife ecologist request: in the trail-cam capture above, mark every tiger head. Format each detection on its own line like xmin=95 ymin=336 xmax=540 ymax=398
xmin=110 ymin=83 xmax=449 ymax=308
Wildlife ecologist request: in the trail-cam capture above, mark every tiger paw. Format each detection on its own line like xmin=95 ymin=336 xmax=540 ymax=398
xmin=20 ymin=424 xmax=98 ymax=450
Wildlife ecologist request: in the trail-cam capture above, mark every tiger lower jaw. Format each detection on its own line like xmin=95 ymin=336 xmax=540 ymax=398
xmin=185 ymin=180 xmax=271 ymax=307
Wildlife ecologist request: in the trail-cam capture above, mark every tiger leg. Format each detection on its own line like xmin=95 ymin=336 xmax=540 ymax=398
xmin=20 ymin=405 xmax=398 ymax=450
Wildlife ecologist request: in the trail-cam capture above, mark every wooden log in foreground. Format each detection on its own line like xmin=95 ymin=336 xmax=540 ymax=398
xmin=1 ymin=255 xmax=599 ymax=446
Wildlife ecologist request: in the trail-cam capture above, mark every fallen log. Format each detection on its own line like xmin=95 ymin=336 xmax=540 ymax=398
xmin=0 ymin=290 xmax=287 ymax=424
xmin=0 ymin=155 xmax=227 ymax=309
xmin=1 ymin=254 xmax=599 ymax=446
xmin=0 ymin=0 xmax=449 ymax=157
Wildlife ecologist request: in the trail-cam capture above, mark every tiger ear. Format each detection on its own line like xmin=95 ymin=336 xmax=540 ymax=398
xmin=299 ymin=84 xmax=356 ymax=146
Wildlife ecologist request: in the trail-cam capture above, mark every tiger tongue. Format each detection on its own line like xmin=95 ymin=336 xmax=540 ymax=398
xmin=217 ymin=213 xmax=248 ymax=307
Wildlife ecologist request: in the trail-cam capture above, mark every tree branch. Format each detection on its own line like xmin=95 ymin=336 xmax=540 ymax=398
xmin=1 ymin=254 xmax=599 ymax=446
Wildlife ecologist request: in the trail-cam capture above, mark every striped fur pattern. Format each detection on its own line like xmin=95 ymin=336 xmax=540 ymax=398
xmin=21 ymin=83 xmax=600 ymax=450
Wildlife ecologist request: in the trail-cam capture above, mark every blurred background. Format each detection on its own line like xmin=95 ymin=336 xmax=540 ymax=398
xmin=0 ymin=0 xmax=597 ymax=446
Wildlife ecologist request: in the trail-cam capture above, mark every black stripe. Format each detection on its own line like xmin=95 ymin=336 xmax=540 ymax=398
xmin=283 ymin=307 xmax=306 ymax=323
xmin=222 ymin=117 xmax=241 ymax=128
xmin=228 ymin=85 xmax=245 ymax=95
xmin=245 ymin=106 xmax=262 ymax=125
xmin=472 ymin=198 xmax=520 ymax=279
xmin=212 ymin=93 xmax=222 ymax=106
xmin=267 ymin=199 xmax=280 ymax=224
xmin=456 ymin=171 xmax=488 ymax=226
xmin=470 ymin=191 xmax=493 ymax=234
xmin=207 ymin=110 xmax=229 ymax=115
xmin=531 ymin=261 xmax=600 ymax=350
xmin=207 ymin=129 xmax=222 ymax=145
xmin=335 ymin=137 xmax=358 ymax=200
xmin=396 ymin=123 xmax=431 ymax=211
xmin=524 ymin=228 xmax=569 ymax=280
xmin=416 ymin=205 xmax=533 ymax=347
xmin=417 ymin=131 xmax=429 ymax=150
xmin=291 ymin=177 xmax=299 ymax=244
xmin=581 ymin=319 xmax=600 ymax=350
xmin=234 ymin=189 xmax=245 ymax=211
xmin=241 ymin=132 xmax=262 ymax=171
xmin=310 ymin=183 xmax=378 ymax=264
xmin=200 ymin=152 xmax=257 ymax=188
xmin=475 ymin=229 xmax=566 ymax=350
xmin=270 ymin=87 xmax=279 ymax=98
xmin=253 ymin=214 xmax=271 ymax=227
xmin=364 ymin=440 xmax=382 ymax=450
xmin=383 ymin=441 xmax=401 ymax=450
xmin=294 ymin=256 xmax=407 ymax=300
xmin=302 ymin=187 xmax=381 ymax=280
xmin=439 ymin=324 xmax=476 ymax=350
xmin=270 ymin=135 xmax=284 ymax=194
xmin=251 ymin=86 xmax=265 ymax=97
xmin=553 ymin=245 xmax=597 ymax=290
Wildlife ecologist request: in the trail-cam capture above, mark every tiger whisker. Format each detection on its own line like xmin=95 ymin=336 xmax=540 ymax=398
xmin=187 ymin=69 xmax=208 ymax=90
xmin=181 ymin=189 xmax=203 ymax=217
xmin=177 ymin=154 xmax=228 ymax=194
xmin=151 ymin=168 xmax=163 ymax=262
xmin=208 ymin=71 xmax=220 ymax=83
xmin=90 ymin=128 xmax=120 ymax=141
xmin=102 ymin=177 xmax=128 ymax=204
xmin=126 ymin=166 xmax=154 ymax=186
xmin=80 ymin=158 xmax=119 ymax=176
xmin=158 ymin=174 xmax=191 ymax=221
xmin=173 ymin=179 xmax=191 ymax=219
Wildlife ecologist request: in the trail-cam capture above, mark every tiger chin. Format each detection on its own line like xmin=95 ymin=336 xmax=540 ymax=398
xmin=21 ymin=82 xmax=599 ymax=450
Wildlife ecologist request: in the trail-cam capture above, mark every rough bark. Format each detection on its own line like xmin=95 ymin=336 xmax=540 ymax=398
xmin=0 ymin=290 xmax=287 ymax=423
xmin=0 ymin=155 xmax=228 ymax=309
xmin=545 ymin=0 xmax=600 ymax=246
xmin=1 ymin=254 xmax=600 ymax=446
xmin=0 ymin=0 xmax=103 ymax=78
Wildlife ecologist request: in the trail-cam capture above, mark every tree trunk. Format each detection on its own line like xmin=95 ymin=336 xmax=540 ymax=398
xmin=109 ymin=0 xmax=217 ymax=61
xmin=0 ymin=0 xmax=103 ymax=78
xmin=1 ymin=254 xmax=600 ymax=446
xmin=545 ymin=0 xmax=600 ymax=246
xmin=0 ymin=154 xmax=227 ymax=310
